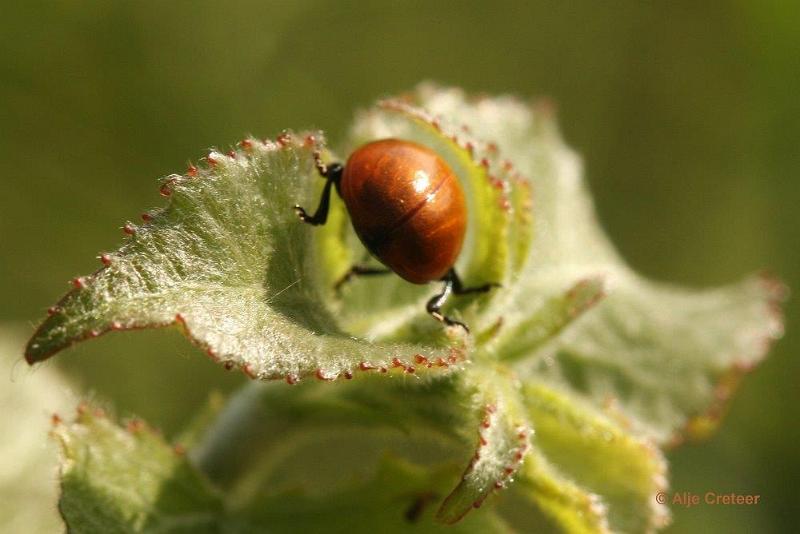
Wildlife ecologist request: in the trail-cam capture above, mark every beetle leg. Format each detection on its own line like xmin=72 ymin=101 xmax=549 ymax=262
xmin=334 ymin=265 xmax=391 ymax=292
xmin=448 ymin=268 xmax=501 ymax=295
xmin=294 ymin=162 xmax=343 ymax=226
xmin=426 ymin=275 xmax=469 ymax=333
xmin=294 ymin=178 xmax=334 ymax=225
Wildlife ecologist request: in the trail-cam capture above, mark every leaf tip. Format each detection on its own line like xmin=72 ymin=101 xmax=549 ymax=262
xmin=24 ymin=320 xmax=62 ymax=364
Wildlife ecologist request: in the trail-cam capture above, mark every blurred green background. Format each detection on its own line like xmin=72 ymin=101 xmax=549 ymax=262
xmin=1 ymin=1 xmax=797 ymax=532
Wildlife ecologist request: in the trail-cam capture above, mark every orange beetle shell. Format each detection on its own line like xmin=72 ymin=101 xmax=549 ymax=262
xmin=339 ymin=139 xmax=467 ymax=284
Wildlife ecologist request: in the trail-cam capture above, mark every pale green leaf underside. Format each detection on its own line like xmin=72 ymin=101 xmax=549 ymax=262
xmin=55 ymin=409 xmax=223 ymax=533
xmin=239 ymin=457 xmax=515 ymax=534
xmin=187 ymin=379 xmax=533 ymax=530
xmin=189 ymin=380 xmax=469 ymax=491
xmin=55 ymin=406 xmax=512 ymax=534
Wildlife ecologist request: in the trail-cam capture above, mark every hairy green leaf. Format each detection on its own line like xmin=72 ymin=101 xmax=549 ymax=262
xmin=25 ymin=84 xmax=785 ymax=532
xmin=55 ymin=408 xmax=223 ymax=533
xmin=522 ymin=383 xmax=669 ymax=532
xmin=525 ymin=275 xmax=785 ymax=444
xmin=25 ymin=134 xmax=468 ymax=382
xmin=436 ymin=366 xmax=532 ymax=524
xmin=53 ymin=394 xmax=511 ymax=533
xmin=406 ymin=84 xmax=786 ymax=443
xmin=515 ymin=448 xmax=611 ymax=534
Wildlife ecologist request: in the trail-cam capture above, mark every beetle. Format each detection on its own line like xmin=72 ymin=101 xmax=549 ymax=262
xmin=294 ymin=138 xmax=497 ymax=331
